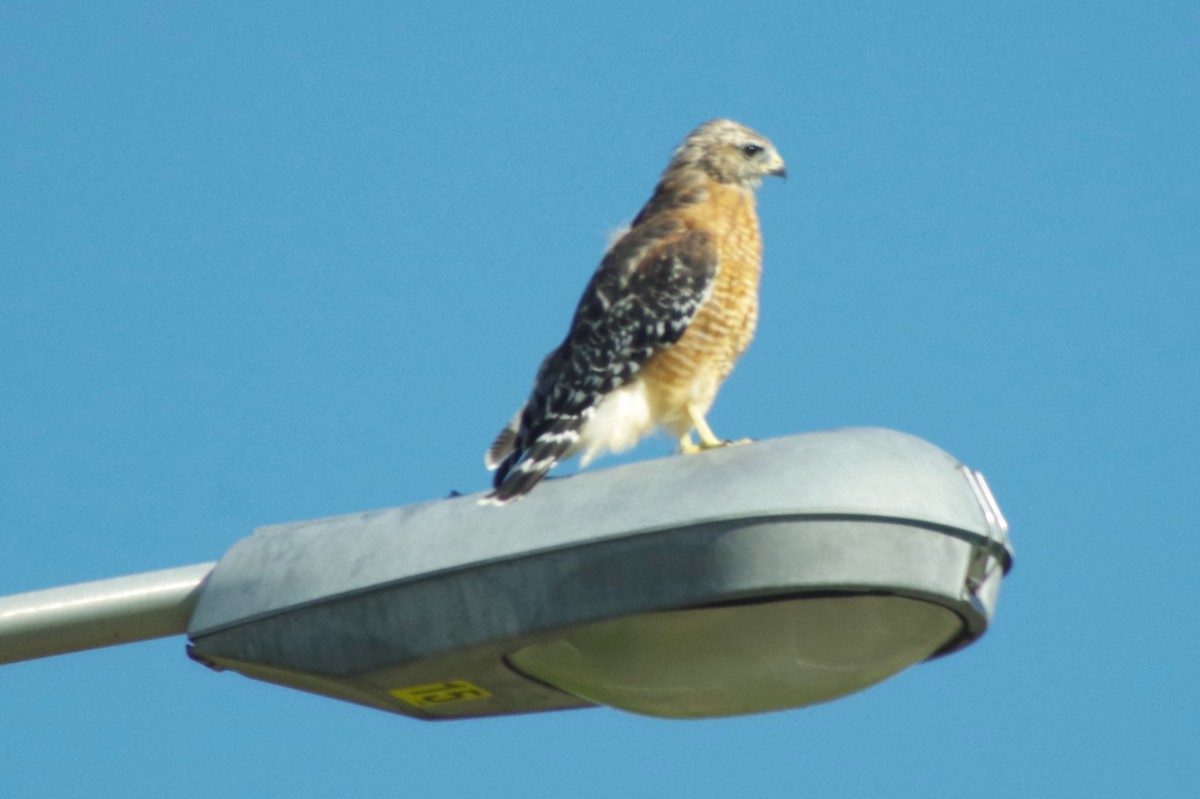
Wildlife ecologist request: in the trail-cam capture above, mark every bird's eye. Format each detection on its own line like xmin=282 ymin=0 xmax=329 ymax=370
xmin=741 ymin=143 xmax=764 ymax=158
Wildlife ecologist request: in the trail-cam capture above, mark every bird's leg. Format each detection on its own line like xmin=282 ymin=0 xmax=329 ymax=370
xmin=690 ymin=406 xmax=725 ymax=448
xmin=678 ymin=405 xmax=752 ymax=454
xmin=678 ymin=431 xmax=701 ymax=455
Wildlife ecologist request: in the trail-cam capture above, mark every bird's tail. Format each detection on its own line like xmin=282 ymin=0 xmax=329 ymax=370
xmin=484 ymin=409 xmax=523 ymax=472
xmin=482 ymin=414 xmax=583 ymax=504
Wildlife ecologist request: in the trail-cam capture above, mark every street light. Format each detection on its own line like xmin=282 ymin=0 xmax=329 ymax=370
xmin=185 ymin=427 xmax=1011 ymax=720
xmin=0 ymin=428 xmax=1012 ymax=722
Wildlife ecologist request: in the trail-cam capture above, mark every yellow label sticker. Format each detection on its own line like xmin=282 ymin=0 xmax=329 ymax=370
xmin=390 ymin=680 xmax=492 ymax=707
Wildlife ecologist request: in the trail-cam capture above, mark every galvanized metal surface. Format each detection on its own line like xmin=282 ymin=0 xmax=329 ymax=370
xmin=0 ymin=562 xmax=215 ymax=665
xmin=186 ymin=428 xmax=1013 ymax=720
xmin=189 ymin=427 xmax=1010 ymax=635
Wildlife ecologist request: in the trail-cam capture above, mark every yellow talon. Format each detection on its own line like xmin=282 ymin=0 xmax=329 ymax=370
xmin=678 ymin=406 xmax=751 ymax=454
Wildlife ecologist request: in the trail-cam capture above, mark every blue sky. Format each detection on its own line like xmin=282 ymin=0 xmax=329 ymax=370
xmin=2 ymin=2 xmax=1197 ymax=796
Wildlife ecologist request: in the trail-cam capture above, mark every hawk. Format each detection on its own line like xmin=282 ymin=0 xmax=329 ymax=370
xmin=484 ymin=119 xmax=786 ymax=503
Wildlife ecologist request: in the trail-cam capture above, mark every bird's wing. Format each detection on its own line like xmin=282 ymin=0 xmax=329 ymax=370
xmin=486 ymin=217 xmax=718 ymax=500
xmin=551 ymin=217 xmax=719 ymax=414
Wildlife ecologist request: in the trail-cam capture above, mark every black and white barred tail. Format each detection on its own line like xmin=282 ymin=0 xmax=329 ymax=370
xmin=482 ymin=405 xmax=587 ymax=504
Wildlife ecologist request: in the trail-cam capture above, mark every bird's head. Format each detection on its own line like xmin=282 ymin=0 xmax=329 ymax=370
xmin=669 ymin=119 xmax=787 ymax=188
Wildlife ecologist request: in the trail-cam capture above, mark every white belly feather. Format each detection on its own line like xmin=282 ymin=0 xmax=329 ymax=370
xmin=575 ymin=379 xmax=657 ymax=467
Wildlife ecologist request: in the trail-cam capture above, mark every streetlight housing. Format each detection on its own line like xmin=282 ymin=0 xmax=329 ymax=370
xmin=186 ymin=428 xmax=1011 ymax=720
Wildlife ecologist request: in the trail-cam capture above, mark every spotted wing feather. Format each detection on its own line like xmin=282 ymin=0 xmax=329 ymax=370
xmin=486 ymin=219 xmax=718 ymax=503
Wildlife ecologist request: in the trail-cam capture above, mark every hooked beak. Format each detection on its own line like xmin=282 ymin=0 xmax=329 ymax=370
xmin=767 ymin=154 xmax=788 ymax=180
